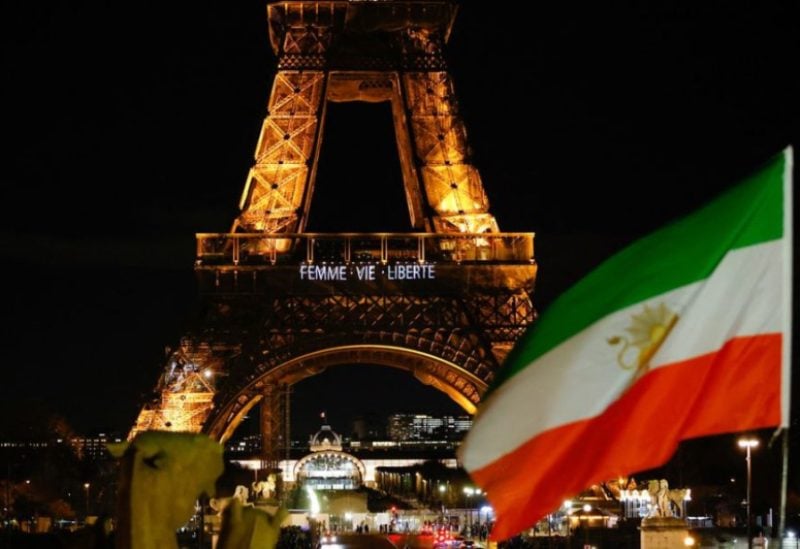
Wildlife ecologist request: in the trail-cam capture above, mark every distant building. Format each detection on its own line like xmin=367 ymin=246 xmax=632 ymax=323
xmin=232 ymin=422 xmax=458 ymax=491
xmin=0 ymin=433 xmax=123 ymax=462
xmin=226 ymin=412 xmax=471 ymax=455
xmin=387 ymin=414 xmax=472 ymax=441
xmin=68 ymin=433 xmax=123 ymax=461
xmin=0 ymin=441 xmax=48 ymax=450
xmin=225 ymin=434 xmax=262 ymax=454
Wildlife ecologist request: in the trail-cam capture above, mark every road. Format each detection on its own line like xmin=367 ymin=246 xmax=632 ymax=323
xmin=320 ymin=533 xmax=396 ymax=548
xmin=320 ymin=533 xmax=485 ymax=548
xmin=320 ymin=533 xmax=436 ymax=548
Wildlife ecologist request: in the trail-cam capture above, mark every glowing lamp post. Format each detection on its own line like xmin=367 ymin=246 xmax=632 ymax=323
xmin=463 ymin=487 xmax=481 ymax=539
xmin=582 ymin=504 xmax=592 ymax=548
xmin=738 ymin=437 xmax=759 ymax=549
xmin=83 ymin=483 xmax=91 ymax=518
xmin=480 ymin=506 xmax=492 ymax=540
xmin=563 ymin=500 xmax=573 ymax=539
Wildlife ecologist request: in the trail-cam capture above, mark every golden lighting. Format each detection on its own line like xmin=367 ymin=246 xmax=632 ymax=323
xmin=235 ymin=8 xmax=500 ymax=238
xmin=130 ymin=2 xmax=537 ymax=452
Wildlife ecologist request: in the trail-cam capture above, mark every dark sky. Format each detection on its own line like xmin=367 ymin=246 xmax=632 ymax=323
xmin=1 ymin=0 xmax=799 ymax=459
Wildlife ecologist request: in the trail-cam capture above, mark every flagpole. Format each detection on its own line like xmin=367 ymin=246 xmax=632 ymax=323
xmin=777 ymin=144 xmax=793 ymax=547
xmin=778 ymin=428 xmax=788 ymax=543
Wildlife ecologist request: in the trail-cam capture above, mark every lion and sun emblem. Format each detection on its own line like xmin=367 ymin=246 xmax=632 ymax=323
xmin=607 ymin=302 xmax=679 ymax=382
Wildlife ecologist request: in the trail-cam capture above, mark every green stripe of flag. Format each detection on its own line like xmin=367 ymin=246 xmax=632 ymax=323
xmin=492 ymin=151 xmax=786 ymax=391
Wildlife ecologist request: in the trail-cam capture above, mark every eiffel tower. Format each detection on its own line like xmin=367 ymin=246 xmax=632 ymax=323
xmin=131 ymin=0 xmax=537 ymax=468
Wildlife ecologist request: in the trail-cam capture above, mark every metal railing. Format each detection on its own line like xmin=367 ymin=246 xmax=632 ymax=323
xmin=196 ymin=232 xmax=534 ymax=266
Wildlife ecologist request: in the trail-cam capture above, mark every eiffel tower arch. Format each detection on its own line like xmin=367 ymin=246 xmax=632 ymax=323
xmin=131 ymin=0 xmax=537 ymax=466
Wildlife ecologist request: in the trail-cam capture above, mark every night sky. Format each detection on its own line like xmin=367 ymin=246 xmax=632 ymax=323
xmin=2 ymin=0 xmax=799 ymax=468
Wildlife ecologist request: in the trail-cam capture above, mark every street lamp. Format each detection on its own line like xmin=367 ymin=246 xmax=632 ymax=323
xmin=463 ymin=487 xmax=481 ymax=539
xmin=480 ymin=506 xmax=492 ymax=540
xmin=738 ymin=437 xmax=759 ymax=549
xmin=83 ymin=483 xmax=91 ymax=518
xmin=582 ymin=504 xmax=592 ymax=547
xmin=3 ymin=463 xmax=11 ymax=521
xmin=563 ymin=500 xmax=573 ymax=539
xmin=344 ymin=511 xmax=352 ymax=532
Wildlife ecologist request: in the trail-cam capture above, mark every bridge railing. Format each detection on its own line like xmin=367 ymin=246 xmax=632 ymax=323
xmin=195 ymin=232 xmax=534 ymax=266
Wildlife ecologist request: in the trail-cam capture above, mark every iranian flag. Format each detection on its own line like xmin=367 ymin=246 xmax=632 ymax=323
xmin=459 ymin=147 xmax=793 ymax=540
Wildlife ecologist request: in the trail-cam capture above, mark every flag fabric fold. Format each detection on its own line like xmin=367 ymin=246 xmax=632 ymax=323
xmin=458 ymin=147 xmax=793 ymax=540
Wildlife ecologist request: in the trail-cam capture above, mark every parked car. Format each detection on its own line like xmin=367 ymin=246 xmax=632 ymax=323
xmin=320 ymin=531 xmax=337 ymax=545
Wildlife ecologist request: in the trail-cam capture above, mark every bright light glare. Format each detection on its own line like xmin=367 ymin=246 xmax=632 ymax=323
xmin=737 ymin=438 xmax=759 ymax=449
xmin=582 ymin=504 xmax=591 ymax=513
xmin=683 ymin=536 xmax=695 ymax=546
xmin=306 ymin=486 xmax=320 ymax=516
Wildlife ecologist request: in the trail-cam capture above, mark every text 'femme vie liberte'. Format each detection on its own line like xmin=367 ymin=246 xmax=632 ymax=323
xmin=299 ymin=263 xmax=436 ymax=281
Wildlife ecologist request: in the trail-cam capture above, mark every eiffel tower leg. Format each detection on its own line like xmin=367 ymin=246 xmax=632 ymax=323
xmin=236 ymin=71 xmax=327 ymax=234
xmin=259 ymin=383 xmax=287 ymax=487
xmin=129 ymin=340 xmax=217 ymax=438
xmin=283 ymin=383 xmax=291 ymax=463
xmin=402 ymin=71 xmax=499 ymax=234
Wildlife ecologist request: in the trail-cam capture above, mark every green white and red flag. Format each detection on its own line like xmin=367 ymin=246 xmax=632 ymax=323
xmin=459 ymin=147 xmax=793 ymax=540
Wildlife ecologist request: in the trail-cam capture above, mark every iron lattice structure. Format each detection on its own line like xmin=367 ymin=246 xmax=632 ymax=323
xmin=131 ymin=1 xmax=537 ymax=467
xmin=236 ymin=0 xmax=499 ymax=236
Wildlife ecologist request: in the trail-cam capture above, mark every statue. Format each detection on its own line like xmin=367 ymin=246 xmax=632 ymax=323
xmin=210 ymin=485 xmax=252 ymax=514
xmin=217 ymin=498 xmax=287 ymax=549
xmin=667 ymin=488 xmax=690 ymax=519
xmin=252 ymin=474 xmax=277 ymax=501
xmin=645 ymin=479 xmax=671 ymax=518
xmin=108 ymin=431 xmax=224 ymax=549
xmin=645 ymin=479 xmax=689 ymax=519
xmin=640 ymin=479 xmax=691 ymax=547
xmin=234 ymin=485 xmax=250 ymax=504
